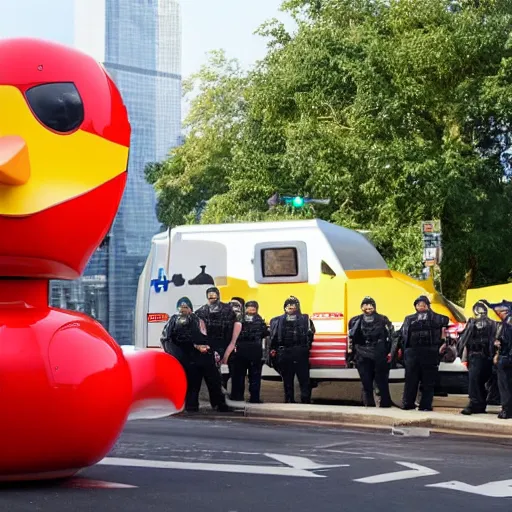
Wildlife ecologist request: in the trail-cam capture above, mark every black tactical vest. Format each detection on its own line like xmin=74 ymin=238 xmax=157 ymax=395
xmin=467 ymin=321 xmax=492 ymax=356
xmin=360 ymin=316 xmax=383 ymax=345
xmin=281 ymin=317 xmax=307 ymax=348
xmin=238 ymin=315 xmax=266 ymax=346
xmin=199 ymin=303 xmax=234 ymax=351
xmin=169 ymin=315 xmax=198 ymax=355
xmin=409 ymin=315 xmax=435 ymax=347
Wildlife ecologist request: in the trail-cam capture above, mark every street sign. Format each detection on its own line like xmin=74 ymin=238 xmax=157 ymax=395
xmin=421 ymin=220 xmax=442 ymax=266
xmin=422 ymin=220 xmax=441 ymax=234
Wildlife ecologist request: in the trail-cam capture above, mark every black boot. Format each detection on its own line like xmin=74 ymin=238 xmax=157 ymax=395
xmin=217 ymin=402 xmax=233 ymax=413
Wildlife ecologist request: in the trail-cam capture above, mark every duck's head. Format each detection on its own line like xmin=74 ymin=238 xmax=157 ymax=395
xmin=0 ymin=38 xmax=130 ymax=279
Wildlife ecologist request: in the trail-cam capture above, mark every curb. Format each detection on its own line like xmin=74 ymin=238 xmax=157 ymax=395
xmin=227 ymin=402 xmax=512 ymax=439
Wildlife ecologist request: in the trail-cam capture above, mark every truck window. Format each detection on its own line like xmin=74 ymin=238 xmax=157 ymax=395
xmin=262 ymin=247 xmax=298 ymax=277
xmin=253 ymin=241 xmax=308 ymax=284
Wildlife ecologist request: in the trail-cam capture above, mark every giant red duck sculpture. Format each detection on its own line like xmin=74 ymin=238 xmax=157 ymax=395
xmin=0 ymin=38 xmax=187 ymax=481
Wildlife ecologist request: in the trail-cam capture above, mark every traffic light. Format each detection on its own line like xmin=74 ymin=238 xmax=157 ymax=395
xmin=267 ymin=193 xmax=331 ymax=210
xmin=291 ymin=196 xmax=305 ymax=208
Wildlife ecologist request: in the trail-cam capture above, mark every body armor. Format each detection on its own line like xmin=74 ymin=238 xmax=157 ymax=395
xmin=281 ymin=317 xmax=307 ymax=348
xmin=238 ymin=314 xmax=266 ymax=346
xmin=269 ymin=310 xmax=314 ymax=352
xmin=408 ymin=313 xmax=435 ymax=347
xmin=171 ymin=315 xmax=196 ymax=353
xmin=353 ymin=314 xmax=388 ymax=359
xmin=206 ymin=309 xmax=224 ymax=343
xmin=360 ymin=314 xmax=381 ymax=344
xmin=282 ymin=318 xmax=299 ymax=347
xmin=196 ymin=302 xmax=235 ymax=351
xmin=467 ymin=321 xmax=492 ymax=356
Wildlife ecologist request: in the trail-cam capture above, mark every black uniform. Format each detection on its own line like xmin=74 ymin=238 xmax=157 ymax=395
xmin=456 ymin=302 xmax=497 ymax=414
xmin=400 ymin=299 xmax=449 ymax=411
xmin=480 ymin=299 xmax=511 ymax=406
xmin=270 ymin=300 xmax=315 ymax=404
xmin=348 ymin=312 xmax=394 ymax=407
xmin=195 ymin=289 xmax=241 ymax=399
xmin=230 ymin=310 xmax=269 ymax=403
xmin=496 ymin=315 xmax=512 ymax=419
xmin=160 ymin=313 xmax=226 ymax=412
xmin=195 ymin=302 xmax=238 ymax=357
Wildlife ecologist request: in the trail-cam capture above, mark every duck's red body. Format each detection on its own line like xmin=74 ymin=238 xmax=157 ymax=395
xmin=0 ymin=282 xmax=132 ymax=479
xmin=0 ymin=39 xmax=186 ymax=481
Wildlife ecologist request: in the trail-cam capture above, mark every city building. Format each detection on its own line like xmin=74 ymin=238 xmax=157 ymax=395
xmin=50 ymin=0 xmax=182 ymax=345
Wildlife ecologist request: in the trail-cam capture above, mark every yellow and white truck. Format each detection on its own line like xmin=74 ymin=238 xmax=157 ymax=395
xmin=134 ymin=219 xmax=467 ymax=391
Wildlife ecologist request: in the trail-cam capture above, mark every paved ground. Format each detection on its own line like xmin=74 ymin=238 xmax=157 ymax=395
xmin=3 ymin=415 xmax=512 ymax=511
xmin=205 ymin=378 xmax=487 ymax=413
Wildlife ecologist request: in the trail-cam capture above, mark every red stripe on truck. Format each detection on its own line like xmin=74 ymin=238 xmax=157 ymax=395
xmin=310 ymin=334 xmax=347 ymax=368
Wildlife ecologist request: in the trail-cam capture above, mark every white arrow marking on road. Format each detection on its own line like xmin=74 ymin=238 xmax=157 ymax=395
xmin=427 ymin=480 xmax=512 ymax=498
xmin=264 ymin=453 xmax=349 ymax=470
xmin=354 ymin=462 xmax=439 ymax=484
xmin=99 ymin=454 xmax=346 ymax=478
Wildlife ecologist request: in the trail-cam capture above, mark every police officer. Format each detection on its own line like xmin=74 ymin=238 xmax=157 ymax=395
xmin=456 ymin=301 xmax=497 ymax=415
xmin=347 ymin=297 xmax=394 ymax=408
xmin=160 ymin=297 xmax=229 ymax=412
xmin=230 ymin=301 xmax=268 ymax=403
xmin=269 ymin=297 xmax=315 ymax=404
xmin=226 ymin=297 xmax=245 ymax=388
xmin=231 ymin=297 xmax=246 ymax=316
xmin=400 ymin=295 xmax=449 ymax=411
xmin=481 ymin=299 xmax=512 ymax=405
xmin=492 ymin=302 xmax=512 ymax=419
xmin=195 ymin=287 xmax=242 ymax=388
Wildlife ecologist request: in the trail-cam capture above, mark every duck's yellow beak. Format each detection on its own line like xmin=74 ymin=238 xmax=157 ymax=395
xmin=0 ymin=85 xmax=129 ymax=216
xmin=0 ymin=135 xmax=30 ymax=186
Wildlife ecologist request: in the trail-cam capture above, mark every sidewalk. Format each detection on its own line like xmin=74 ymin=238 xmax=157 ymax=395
xmin=224 ymin=400 xmax=512 ymax=438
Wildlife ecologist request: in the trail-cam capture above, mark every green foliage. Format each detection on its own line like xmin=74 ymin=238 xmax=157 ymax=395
xmin=147 ymin=0 xmax=512 ymax=304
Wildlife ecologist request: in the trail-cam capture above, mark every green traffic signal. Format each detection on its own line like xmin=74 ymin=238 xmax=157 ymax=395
xmin=292 ymin=196 xmax=305 ymax=208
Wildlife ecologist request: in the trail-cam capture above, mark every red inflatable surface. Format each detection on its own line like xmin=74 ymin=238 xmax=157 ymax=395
xmin=0 ymin=39 xmax=186 ymax=481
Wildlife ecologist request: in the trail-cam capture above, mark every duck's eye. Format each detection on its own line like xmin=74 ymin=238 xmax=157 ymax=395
xmin=25 ymin=82 xmax=84 ymax=133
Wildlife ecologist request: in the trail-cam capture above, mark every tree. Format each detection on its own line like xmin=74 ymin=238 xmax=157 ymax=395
xmin=148 ymin=0 xmax=512 ymax=303
xmin=145 ymin=50 xmax=248 ymax=227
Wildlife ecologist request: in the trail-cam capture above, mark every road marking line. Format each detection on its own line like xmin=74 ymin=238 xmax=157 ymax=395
xmin=99 ymin=456 xmax=327 ymax=478
xmin=354 ymin=462 xmax=439 ymax=484
xmin=265 ymin=454 xmax=349 ymax=470
xmin=427 ymin=479 xmax=512 ymax=498
xmin=324 ymin=449 xmax=365 ymax=455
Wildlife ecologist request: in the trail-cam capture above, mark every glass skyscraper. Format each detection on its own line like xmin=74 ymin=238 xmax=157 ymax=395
xmin=50 ymin=0 xmax=182 ymax=345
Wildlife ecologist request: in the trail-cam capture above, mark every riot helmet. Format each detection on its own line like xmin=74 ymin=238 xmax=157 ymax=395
xmin=245 ymin=301 xmax=259 ymax=321
xmin=206 ymin=287 xmax=221 ymax=312
xmin=473 ymin=301 xmax=488 ymax=319
xmin=284 ymin=296 xmax=300 ymax=320
xmin=360 ymin=296 xmax=376 ymax=320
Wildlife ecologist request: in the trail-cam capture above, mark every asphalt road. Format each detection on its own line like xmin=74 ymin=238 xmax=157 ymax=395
xmin=3 ymin=413 xmax=512 ymax=511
